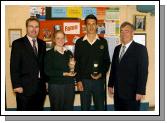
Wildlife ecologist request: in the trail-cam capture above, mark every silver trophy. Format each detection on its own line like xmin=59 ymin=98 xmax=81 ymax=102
xmin=92 ymin=61 xmax=99 ymax=76
xmin=68 ymin=57 xmax=76 ymax=74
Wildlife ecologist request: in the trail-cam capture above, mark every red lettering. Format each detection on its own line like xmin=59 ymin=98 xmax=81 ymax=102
xmin=65 ymin=25 xmax=78 ymax=31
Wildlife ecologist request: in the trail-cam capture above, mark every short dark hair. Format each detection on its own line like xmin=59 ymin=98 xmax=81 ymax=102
xmin=120 ymin=21 xmax=135 ymax=30
xmin=84 ymin=14 xmax=97 ymax=24
xmin=26 ymin=17 xmax=40 ymax=27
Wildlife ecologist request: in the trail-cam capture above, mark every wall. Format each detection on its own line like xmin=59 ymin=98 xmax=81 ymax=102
xmin=5 ymin=5 xmax=155 ymax=108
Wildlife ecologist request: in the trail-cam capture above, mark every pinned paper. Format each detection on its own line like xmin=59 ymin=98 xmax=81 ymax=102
xmin=64 ymin=22 xmax=80 ymax=34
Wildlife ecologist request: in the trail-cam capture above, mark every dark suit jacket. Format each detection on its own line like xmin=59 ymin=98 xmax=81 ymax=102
xmin=10 ymin=35 xmax=46 ymax=96
xmin=108 ymin=41 xmax=148 ymax=99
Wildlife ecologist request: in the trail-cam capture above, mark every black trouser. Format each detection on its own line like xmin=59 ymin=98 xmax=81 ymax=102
xmin=16 ymin=92 xmax=46 ymax=111
xmin=114 ymin=95 xmax=141 ymax=111
xmin=48 ymin=83 xmax=75 ymax=111
xmin=80 ymin=79 xmax=105 ymax=111
xmin=16 ymin=79 xmax=46 ymax=111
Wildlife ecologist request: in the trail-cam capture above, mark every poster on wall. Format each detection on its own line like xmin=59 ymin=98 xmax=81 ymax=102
xmin=39 ymin=20 xmax=82 ymax=45
xmin=97 ymin=22 xmax=105 ymax=34
xmin=82 ymin=7 xmax=97 ymax=19
xmin=67 ymin=7 xmax=82 ymax=18
xmin=105 ymin=7 xmax=120 ymax=20
xmin=30 ymin=6 xmax=46 ymax=20
xmin=105 ymin=35 xmax=120 ymax=61
xmin=96 ymin=7 xmax=107 ymax=20
xmin=64 ymin=22 xmax=80 ymax=34
xmin=105 ymin=20 xmax=120 ymax=35
xmin=51 ymin=7 xmax=66 ymax=18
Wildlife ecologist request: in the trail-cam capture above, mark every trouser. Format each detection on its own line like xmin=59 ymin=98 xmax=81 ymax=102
xmin=114 ymin=95 xmax=141 ymax=111
xmin=48 ymin=83 xmax=75 ymax=111
xmin=16 ymin=79 xmax=46 ymax=111
xmin=16 ymin=92 xmax=46 ymax=111
xmin=80 ymin=79 xmax=105 ymax=111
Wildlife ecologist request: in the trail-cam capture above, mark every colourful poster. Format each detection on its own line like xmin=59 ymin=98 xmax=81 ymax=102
xmin=51 ymin=7 xmax=66 ymax=18
xmin=67 ymin=7 xmax=82 ymax=18
xmin=105 ymin=20 xmax=120 ymax=35
xmin=96 ymin=7 xmax=106 ymax=20
xmin=64 ymin=22 xmax=80 ymax=34
xmin=30 ymin=6 xmax=46 ymax=20
xmin=82 ymin=7 xmax=96 ymax=19
xmin=105 ymin=7 xmax=120 ymax=20
xmin=105 ymin=35 xmax=120 ymax=62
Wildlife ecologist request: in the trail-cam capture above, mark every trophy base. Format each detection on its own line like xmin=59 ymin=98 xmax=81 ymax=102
xmin=92 ymin=72 xmax=99 ymax=77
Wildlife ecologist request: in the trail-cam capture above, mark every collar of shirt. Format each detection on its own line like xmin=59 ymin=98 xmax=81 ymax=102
xmin=83 ymin=34 xmax=100 ymax=45
xmin=119 ymin=40 xmax=133 ymax=56
xmin=54 ymin=45 xmax=67 ymax=54
xmin=27 ymin=35 xmax=38 ymax=50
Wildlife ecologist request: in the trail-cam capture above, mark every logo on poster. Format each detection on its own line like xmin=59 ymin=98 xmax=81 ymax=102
xmin=64 ymin=22 xmax=80 ymax=34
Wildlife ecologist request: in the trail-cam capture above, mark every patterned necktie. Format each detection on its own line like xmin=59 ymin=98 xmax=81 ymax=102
xmin=119 ymin=45 xmax=126 ymax=62
xmin=32 ymin=39 xmax=37 ymax=56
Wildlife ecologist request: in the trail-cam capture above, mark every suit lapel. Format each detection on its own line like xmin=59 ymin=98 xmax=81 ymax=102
xmin=37 ymin=39 xmax=42 ymax=59
xmin=119 ymin=41 xmax=135 ymax=63
xmin=116 ymin=45 xmax=121 ymax=63
xmin=23 ymin=36 xmax=38 ymax=58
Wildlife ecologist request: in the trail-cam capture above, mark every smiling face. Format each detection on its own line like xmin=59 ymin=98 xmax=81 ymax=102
xmin=120 ymin=25 xmax=134 ymax=45
xmin=26 ymin=20 xmax=39 ymax=38
xmin=53 ymin=31 xmax=65 ymax=47
xmin=86 ymin=19 xmax=97 ymax=34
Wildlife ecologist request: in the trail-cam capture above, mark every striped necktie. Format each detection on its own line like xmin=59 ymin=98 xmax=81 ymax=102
xmin=32 ymin=39 xmax=37 ymax=56
xmin=119 ymin=45 xmax=126 ymax=62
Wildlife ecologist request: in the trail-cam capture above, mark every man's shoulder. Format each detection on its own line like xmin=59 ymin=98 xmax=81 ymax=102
xmin=37 ymin=38 xmax=46 ymax=45
xmin=114 ymin=44 xmax=121 ymax=51
xmin=116 ymin=43 xmax=121 ymax=47
xmin=12 ymin=37 xmax=26 ymax=46
xmin=132 ymin=41 xmax=146 ymax=50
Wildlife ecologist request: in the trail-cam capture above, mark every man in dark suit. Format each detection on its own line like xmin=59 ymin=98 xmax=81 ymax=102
xmin=10 ymin=17 xmax=46 ymax=111
xmin=108 ymin=22 xmax=148 ymax=111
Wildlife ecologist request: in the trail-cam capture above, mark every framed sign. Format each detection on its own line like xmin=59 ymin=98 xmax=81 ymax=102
xmin=133 ymin=33 xmax=146 ymax=46
xmin=134 ymin=15 xmax=146 ymax=32
xmin=8 ymin=29 xmax=22 ymax=47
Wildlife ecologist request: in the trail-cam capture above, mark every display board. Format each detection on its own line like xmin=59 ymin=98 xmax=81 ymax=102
xmin=34 ymin=6 xmax=120 ymax=60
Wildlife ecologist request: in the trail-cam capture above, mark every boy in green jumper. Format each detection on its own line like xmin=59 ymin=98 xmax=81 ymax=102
xmin=74 ymin=14 xmax=110 ymax=111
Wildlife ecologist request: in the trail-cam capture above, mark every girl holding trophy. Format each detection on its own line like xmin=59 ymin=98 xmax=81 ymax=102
xmin=44 ymin=30 xmax=76 ymax=111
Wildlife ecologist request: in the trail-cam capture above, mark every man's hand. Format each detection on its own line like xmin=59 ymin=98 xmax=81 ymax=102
xmin=91 ymin=73 xmax=102 ymax=80
xmin=77 ymin=81 xmax=84 ymax=91
xmin=108 ymin=87 xmax=114 ymax=97
xmin=63 ymin=72 xmax=76 ymax=77
xmin=13 ymin=87 xmax=23 ymax=93
xmin=136 ymin=94 xmax=144 ymax=101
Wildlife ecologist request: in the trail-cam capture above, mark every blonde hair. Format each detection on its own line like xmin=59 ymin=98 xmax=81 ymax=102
xmin=52 ymin=30 xmax=66 ymax=46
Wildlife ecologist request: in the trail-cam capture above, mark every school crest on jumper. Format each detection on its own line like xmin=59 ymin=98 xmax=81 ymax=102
xmin=100 ymin=45 xmax=104 ymax=49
